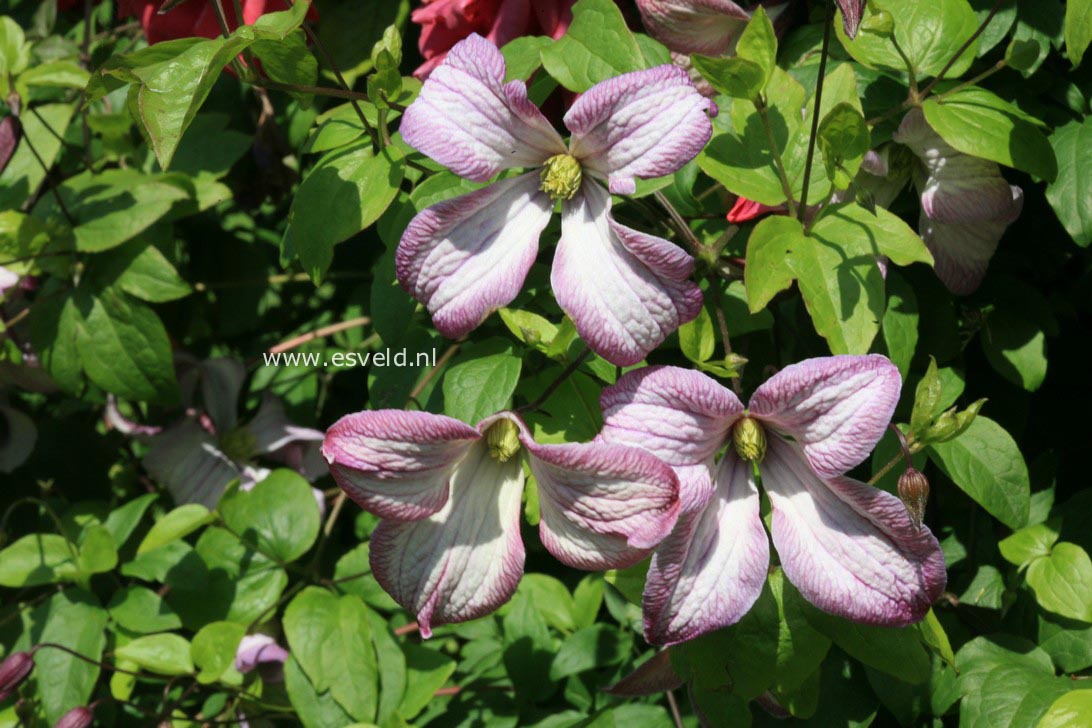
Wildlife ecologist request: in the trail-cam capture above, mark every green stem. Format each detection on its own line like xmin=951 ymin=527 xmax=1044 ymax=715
xmin=934 ymin=61 xmax=1007 ymax=101
xmin=799 ymin=0 xmax=833 ymax=221
xmin=918 ymin=0 xmax=1004 ymax=99
xmin=755 ymin=97 xmax=798 ymax=218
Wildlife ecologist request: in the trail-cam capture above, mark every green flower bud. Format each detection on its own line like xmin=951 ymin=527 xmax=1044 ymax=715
xmin=732 ymin=417 xmax=767 ymax=463
xmin=485 ymin=418 xmax=522 ymax=463
xmin=540 ymin=154 xmax=583 ymax=200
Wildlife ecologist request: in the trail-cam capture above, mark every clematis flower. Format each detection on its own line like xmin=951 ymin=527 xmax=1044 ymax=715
xmin=726 ymin=196 xmax=785 ymax=224
xmin=322 ymin=409 xmax=681 ymax=636
xmin=597 ymin=355 xmax=946 ymax=645
xmin=893 ymin=109 xmax=1023 ymax=295
xmin=835 ymin=0 xmax=866 ymax=39
xmin=138 ymin=357 xmax=327 ymax=509
xmin=398 ymin=34 xmax=714 ymax=366
xmin=412 ymin=0 xmax=577 ymax=78
xmin=635 ymin=0 xmax=793 ymax=57
xmin=235 ymin=634 xmax=289 ymax=683
xmin=0 ymin=266 xmax=17 ymax=297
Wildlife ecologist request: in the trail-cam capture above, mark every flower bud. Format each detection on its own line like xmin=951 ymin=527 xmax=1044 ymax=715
xmin=485 ymin=418 xmax=522 ymax=463
xmin=54 ymin=706 xmax=94 ymax=728
xmin=897 ymin=468 xmax=929 ymax=530
xmin=732 ymin=417 xmax=766 ymax=463
xmin=0 ymin=651 xmax=34 ymax=701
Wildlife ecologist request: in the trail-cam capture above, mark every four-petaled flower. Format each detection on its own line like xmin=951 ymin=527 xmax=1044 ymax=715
xmin=597 ymin=355 xmax=946 ymax=645
xmin=322 ymin=410 xmax=681 ymax=636
xmin=398 ymin=34 xmax=716 ymax=366
xmin=894 ymin=109 xmax=1023 ymax=295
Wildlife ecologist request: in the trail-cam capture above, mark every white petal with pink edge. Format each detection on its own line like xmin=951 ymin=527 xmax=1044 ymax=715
xmin=635 ymin=0 xmax=751 ymax=56
xmin=322 ymin=410 xmax=480 ymax=521
xmin=566 ymin=65 xmax=716 ymax=194
xmin=552 ymin=182 xmax=703 ymax=367
xmin=523 ymin=435 xmax=681 ymax=571
xmin=761 ymin=438 xmax=946 ymax=627
xmin=749 ymin=354 xmax=901 ymax=479
xmin=369 ymin=440 xmax=526 ymax=637
xmin=598 ymin=365 xmax=742 ymax=512
xmin=400 ymin=34 xmax=565 ymax=181
xmin=397 ymin=172 xmax=554 ymax=339
xmin=642 ymin=453 xmax=770 ymax=645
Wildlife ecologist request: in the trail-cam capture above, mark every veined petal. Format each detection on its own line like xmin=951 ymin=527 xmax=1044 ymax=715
xmin=523 ymin=434 xmax=681 ymax=570
xmin=370 ymin=440 xmax=526 ymax=637
xmin=643 ymin=453 xmax=770 ymax=645
xmin=249 ymin=393 xmax=324 ymax=454
xmin=836 ymin=0 xmax=866 ymax=39
xmin=762 ymin=438 xmax=946 ymax=626
xmin=397 ymin=173 xmax=554 ymax=339
xmin=635 ymin=0 xmax=751 ymax=56
xmin=143 ymin=420 xmax=241 ymax=508
xmin=599 ymin=365 xmax=743 ymax=512
xmin=400 ymin=33 xmax=565 ymax=180
xmin=322 ymin=410 xmax=480 ymax=521
xmin=919 ymin=189 xmax=1023 ymax=296
xmin=566 ymin=65 xmax=716 ymax=195
xmin=553 ymin=182 xmax=703 ymax=366
xmin=749 ymin=354 xmax=901 ymax=479
xmin=198 ymin=357 xmax=246 ymax=434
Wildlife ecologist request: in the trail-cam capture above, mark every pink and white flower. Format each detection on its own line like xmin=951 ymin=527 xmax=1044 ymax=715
xmin=235 ymin=634 xmax=289 ymax=683
xmin=597 ymin=355 xmax=946 ymax=645
xmin=894 ymin=109 xmax=1023 ymax=295
xmin=322 ymin=409 xmax=681 ymax=636
xmin=635 ymin=0 xmax=794 ymax=57
xmin=398 ymin=34 xmax=714 ymax=366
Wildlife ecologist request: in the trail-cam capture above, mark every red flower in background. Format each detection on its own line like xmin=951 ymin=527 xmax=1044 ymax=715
xmin=117 ymin=0 xmax=317 ymax=45
xmin=412 ymin=0 xmax=577 ymax=78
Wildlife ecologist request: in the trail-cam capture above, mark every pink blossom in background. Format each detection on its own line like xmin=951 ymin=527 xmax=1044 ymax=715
xmin=118 ymin=0 xmax=318 ymax=46
xmin=412 ymin=0 xmax=577 ymax=78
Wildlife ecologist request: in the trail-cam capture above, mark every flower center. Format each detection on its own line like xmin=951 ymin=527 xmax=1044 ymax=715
xmin=485 ymin=418 xmax=522 ymax=462
xmin=539 ymin=154 xmax=582 ymax=200
xmin=219 ymin=426 xmax=258 ymax=463
xmin=732 ymin=416 xmax=766 ymax=463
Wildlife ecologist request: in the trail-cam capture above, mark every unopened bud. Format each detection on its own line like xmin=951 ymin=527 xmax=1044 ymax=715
xmin=54 ymin=706 xmax=94 ymax=728
xmin=732 ymin=417 xmax=766 ymax=463
xmin=485 ymin=418 xmax=522 ymax=463
xmin=897 ymin=468 xmax=929 ymax=530
xmin=0 ymin=650 xmax=34 ymax=701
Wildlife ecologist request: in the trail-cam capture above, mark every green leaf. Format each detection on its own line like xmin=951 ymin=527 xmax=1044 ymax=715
xmin=1066 ymin=0 xmax=1092 ymax=65
xmin=881 ymin=271 xmax=919 ymax=378
xmin=74 ymin=287 xmax=179 ymax=404
xmin=679 ymin=304 xmax=716 ymax=364
xmin=744 ymin=215 xmax=806 ymax=312
xmin=769 ymin=570 xmax=831 ymax=694
xmin=103 ymin=493 xmax=158 ymax=550
xmin=817 ymin=103 xmax=871 ymax=188
xmin=93 ymin=239 xmax=192 ymax=303
xmin=137 ymin=503 xmax=215 ymax=554
xmin=77 ymin=524 xmax=118 ymax=576
xmin=691 ymin=55 xmax=767 ymax=99
xmin=804 ymin=609 xmax=932 ymax=684
xmin=284 ymin=142 xmax=405 ymax=283
xmin=813 ymin=202 xmax=934 ymax=267
xmin=980 ymin=282 xmax=1052 ymax=392
xmin=0 ymin=103 xmax=74 ymax=211
xmin=501 ymin=36 xmax=553 ymax=81
xmin=540 ymin=0 xmax=645 ymax=92
xmin=115 ymin=633 xmax=195 ymax=676
xmin=18 ymin=590 xmax=108 ymax=724
xmin=736 ymin=6 xmax=778 ymax=87
xmin=917 ymin=609 xmax=956 ymax=667
xmin=520 ymin=573 xmax=578 ymax=633
xmin=1026 ymin=543 xmax=1092 ymax=623
xmin=836 ymin=0 xmax=980 ymax=78
xmin=927 ymin=416 xmax=1030 ymax=529
xmin=442 ymin=348 xmax=522 ymax=424
xmin=549 ymin=624 xmax=632 ymax=680
xmin=922 ymin=87 xmax=1057 ymax=182
xmin=219 ymin=469 xmax=321 ymax=563
xmin=283 ymin=588 xmax=379 ymax=722
xmin=1046 ymin=118 xmax=1092 ymax=247
xmin=107 ymin=586 xmax=182 ymax=634
xmin=191 ymin=622 xmax=246 ymax=684
xmin=332 ymin=542 xmax=399 ymax=611
xmin=999 ymin=521 xmax=1060 ymax=567
xmin=284 ymin=656 xmax=354 ymax=728
xmin=1040 ymin=690 xmax=1092 ymax=728
xmin=252 ymin=30 xmax=319 ymax=94
xmin=0 ymin=534 xmax=79 ymax=587
xmin=1038 ymin=611 xmax=1092 ymax=673
xmin=400 ymin=644 xmax=457 ymax=719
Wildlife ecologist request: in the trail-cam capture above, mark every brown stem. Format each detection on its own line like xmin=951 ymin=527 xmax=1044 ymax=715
xmin=250 ymin=77 xmax=370 ymax=102
xmin=799 ymin=0 xmax=833 ymax=221
xmin=518 ymin=348 xmax=593 ymax=412
xmin=653 ymin=191 xmax=704 ymax=256
xmin=406 ymin=341 xmax=462 ymax=405
xmin=266 ymin=316 xmax=372 ymax=355
xmin=918 ymin=0 xmax=1004 ymax=99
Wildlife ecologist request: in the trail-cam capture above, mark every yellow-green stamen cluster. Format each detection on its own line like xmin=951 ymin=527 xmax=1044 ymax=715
xmin=732 ymin=416 xmax=767 ymax=463
xmin=539 ymin=154 xmax=582 ymax=200
xmin=485 ymin=419 xmax=522 ymax=463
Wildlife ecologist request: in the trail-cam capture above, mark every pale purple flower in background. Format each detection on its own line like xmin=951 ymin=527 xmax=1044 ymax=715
xmin=398 ymin=34 xmax=715 ymax=366
xmin=322 ymin=410 xmax=681 ymax=636
xmin=894 ymin=109 xmax=1023 ymax=295
xmin=0 ymin=401 xmax=36 ymax=474
xmin=134 ymin=358 xmax=327 ymax=510
xmin=0 ymin=267 xmax=18 ymax=296
xmin=235 ymin=634 xmax=289 ymax=683
xmin=635 ymin=0 xmax=793 ymax=57
xmin=598 ymin=355 xmax=946 ymax=645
